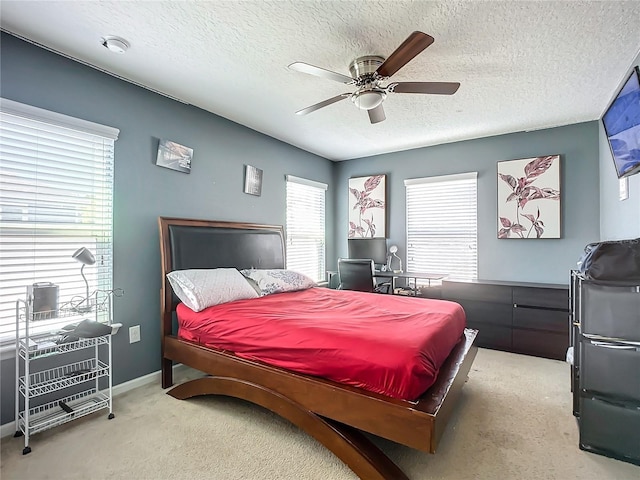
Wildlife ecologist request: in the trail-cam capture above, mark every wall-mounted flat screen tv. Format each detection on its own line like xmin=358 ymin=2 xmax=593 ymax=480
xmin=602 ymin=66 xmax=640 ymax=178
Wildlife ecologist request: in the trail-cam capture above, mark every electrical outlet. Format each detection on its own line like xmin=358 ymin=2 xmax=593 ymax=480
xmin=129 ymin=325 xmax=141 ymax=344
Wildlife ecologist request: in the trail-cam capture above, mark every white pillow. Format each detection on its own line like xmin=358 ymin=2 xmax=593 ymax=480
xmin=167 ymin=268 xmax=258 ymax=312
xmin=240 ymin=269 xmax=316 ymax=296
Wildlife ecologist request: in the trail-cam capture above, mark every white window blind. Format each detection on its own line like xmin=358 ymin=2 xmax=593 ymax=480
xmin=0 ymin=99 xmax=118 ymax=340
xmin=405 ymin=172 xmax=478 ymax=282
xmin=285 ymin=175 xmax=327 ymax=283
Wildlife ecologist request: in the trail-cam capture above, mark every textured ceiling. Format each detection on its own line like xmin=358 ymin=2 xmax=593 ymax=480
xmin=1 ymin=1 xmax=640 ymax=161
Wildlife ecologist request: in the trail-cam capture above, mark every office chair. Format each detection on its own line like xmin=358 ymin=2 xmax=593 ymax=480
xmin=337 ymin=258 xmax=376 ymax=292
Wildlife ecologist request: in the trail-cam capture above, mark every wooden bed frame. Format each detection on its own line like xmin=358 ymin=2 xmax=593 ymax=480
xmin=159 ymin=217 xmax=478 ymax=480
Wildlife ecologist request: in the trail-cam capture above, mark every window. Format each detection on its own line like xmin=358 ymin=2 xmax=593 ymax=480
xmin=0 ymin=99 xmax=119 ymax=341
xmin=285 ymin=175 xmax=327 ymax=283
xmin=405 ymin=172 xmax=478 ymax=282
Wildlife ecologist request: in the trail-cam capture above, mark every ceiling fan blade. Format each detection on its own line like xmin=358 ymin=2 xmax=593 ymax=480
xmin=376 ymin=31 xmax=435 ymax=78
xmin=295 ymin=93 xmax=352 ymax=116
xmin=288 ymin=62 xmax=355 ymax=84
xmin=388 ymin=81 xmax=460 ymax=95
xmin=368 ymin=104 xmax=386 ymax=124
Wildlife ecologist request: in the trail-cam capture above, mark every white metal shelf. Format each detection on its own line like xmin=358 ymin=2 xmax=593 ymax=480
xmin=16 ymin=389 xmax=109 ymax=436
xmin=19 ymin=358 xmax=109 ymax=397
xmin=18 ymin=304 xmax=107 ymax=322
xmin=15 ymin=288 xmax=121 ymax=454
xmin=18 ymin=335 xmax=108 ymax=361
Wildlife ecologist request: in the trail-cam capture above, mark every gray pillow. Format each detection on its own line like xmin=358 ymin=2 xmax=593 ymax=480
xmin=239 ymin=269 xmax=316 ymax=296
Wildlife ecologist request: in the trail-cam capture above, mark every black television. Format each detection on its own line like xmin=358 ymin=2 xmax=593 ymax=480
xmin=602 ymin=66 xmax=640 ymax=179
xmin=348 ymin=238 xmax=387 ymax=266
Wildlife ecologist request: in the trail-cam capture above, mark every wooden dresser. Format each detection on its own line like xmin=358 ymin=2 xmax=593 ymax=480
xmin=442 ymin=279 xmax=569 ymax=360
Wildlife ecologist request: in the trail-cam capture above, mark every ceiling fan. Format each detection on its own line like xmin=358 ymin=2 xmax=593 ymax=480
xmin=289 ymin=31 xmax=460 ymax=124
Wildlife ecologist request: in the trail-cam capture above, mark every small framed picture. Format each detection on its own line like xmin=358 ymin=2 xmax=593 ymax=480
xmin=155 ymin=139 xmax=193 ymax=174
xmin=244 ymin=164 xmax=263 ymax=196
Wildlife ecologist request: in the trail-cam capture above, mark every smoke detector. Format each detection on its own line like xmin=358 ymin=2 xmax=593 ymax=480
xmin=102 ymin=36 xmax=129 ymax=54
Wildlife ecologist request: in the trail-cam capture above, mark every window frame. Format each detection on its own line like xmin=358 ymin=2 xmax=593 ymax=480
xmin=0 ymin=98 xmax=118 ymax=349
xmin=285 ymin=175 xmax=327 ymax=283
xmin=404 ymin=171 xmax=478 ymax=283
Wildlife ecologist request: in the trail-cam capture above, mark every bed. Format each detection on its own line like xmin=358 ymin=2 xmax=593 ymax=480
xmin=159 ymin=217 xmax=478 ymax=480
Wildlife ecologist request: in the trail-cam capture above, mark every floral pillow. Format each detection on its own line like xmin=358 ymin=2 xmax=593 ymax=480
xmin=167 ymin=268 xmax=258 ymax=312
xmin=239 ymin=269 xmax=316 ymax=296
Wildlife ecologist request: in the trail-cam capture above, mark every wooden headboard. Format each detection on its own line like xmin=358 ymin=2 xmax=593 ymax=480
xmin=158 ymin=217 xmax=285 ymax=336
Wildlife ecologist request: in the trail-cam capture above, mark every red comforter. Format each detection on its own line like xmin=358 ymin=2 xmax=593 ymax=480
xmin=177 ymin=287 xmax=466 ymax=400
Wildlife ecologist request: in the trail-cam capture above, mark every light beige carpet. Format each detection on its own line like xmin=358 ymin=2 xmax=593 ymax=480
xmin=2 ymin=348 xmax=639 ymax=480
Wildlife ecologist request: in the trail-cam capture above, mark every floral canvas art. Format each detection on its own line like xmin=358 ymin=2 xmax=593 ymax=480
xmin=497 ymin=155 xmax=561 ymax=239
xmin=348 ymin=174 xmax=386 ymax=238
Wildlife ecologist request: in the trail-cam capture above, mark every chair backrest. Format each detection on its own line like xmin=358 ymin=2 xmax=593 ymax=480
xmin=337 ymin=258 xmax=375 ymax=292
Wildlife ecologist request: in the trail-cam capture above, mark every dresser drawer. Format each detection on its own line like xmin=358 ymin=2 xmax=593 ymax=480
xmin=513 ymin=286 xmax=568 ymax=310
xmin=581 ymin=340 xmax=640 ymax=402
xmin=442 ymin=281 xmax=512 ymax=303
xmin=468 ymin=323 xmax=512 ymax=351
xmin=456 ymin=299 xmax=512 ymax=327
xmin=512 ymin=329 xmax=568 ymax=360
xmin=582 ymin=283 xmax=640 ymax=342
xmin=579 ymin=396 xmax=640 ymax=465
xmin=513 ymin=307 xmax=568 ymax=333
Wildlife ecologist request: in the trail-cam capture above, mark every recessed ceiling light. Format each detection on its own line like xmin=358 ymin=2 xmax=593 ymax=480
xmin=102 ymin=36 xmax=130 ymax=54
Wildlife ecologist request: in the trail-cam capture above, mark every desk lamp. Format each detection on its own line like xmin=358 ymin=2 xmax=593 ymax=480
xmin=72 ymin=247 xmax=96 ymax=312
xmin=388 ymin=245 xmax=403 ymax=273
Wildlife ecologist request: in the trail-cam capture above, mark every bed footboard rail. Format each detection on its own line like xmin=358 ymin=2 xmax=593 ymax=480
xmin=169 ymin=375 xmax=409 ymax=480
xmin=163 ymin=328 xmax=477 ymax=453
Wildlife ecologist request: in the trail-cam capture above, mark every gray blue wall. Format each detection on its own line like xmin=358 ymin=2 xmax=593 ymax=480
xmin=2 ymin=32 xmax=635 ymax=427
xmin=334 ymin=122 xmax=601 ymax=285
xmin=0 ymin=33 xmax=334 ymax=425
xmin=599 ymin=52 xmax=640 ymax=240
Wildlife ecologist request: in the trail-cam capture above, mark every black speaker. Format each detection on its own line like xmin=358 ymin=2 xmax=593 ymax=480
xmin=30 ymin=282 xmax=59 ymax=319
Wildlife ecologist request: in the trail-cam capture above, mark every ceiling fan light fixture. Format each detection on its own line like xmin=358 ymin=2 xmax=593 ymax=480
xmin=351 ymin=90 xmax=385 ymax=110
xmin=102 ymin=36 xmax=130 ymax=54
xmin=290 ymin=32 xmax=458 ymax=123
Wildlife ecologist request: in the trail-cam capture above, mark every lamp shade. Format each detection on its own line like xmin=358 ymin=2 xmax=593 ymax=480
xmin=72 ymin=247 xmax=95 ymax=265
xmin=351 ymin=90 xmax=385 ymax=110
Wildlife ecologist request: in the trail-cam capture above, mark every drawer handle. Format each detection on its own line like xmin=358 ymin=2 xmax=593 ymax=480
xmin=588 ymin=341 xmax=638 ymax=350
xmin=582 ymin=333 xmax=640 ymax=346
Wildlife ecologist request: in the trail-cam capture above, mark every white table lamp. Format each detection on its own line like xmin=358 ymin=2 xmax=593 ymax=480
xmin=388 ymin=245 xmax=403 ymax=273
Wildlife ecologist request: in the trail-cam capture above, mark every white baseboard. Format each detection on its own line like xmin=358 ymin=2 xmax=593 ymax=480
xmin=1 ymin=363 xmax=190 ymax=439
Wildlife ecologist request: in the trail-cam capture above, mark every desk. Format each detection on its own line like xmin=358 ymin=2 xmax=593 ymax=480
xmin=326 ymin=270 xmax=447 ymax=294
xmin=374 ymin=271 xmax=447 ymax=295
